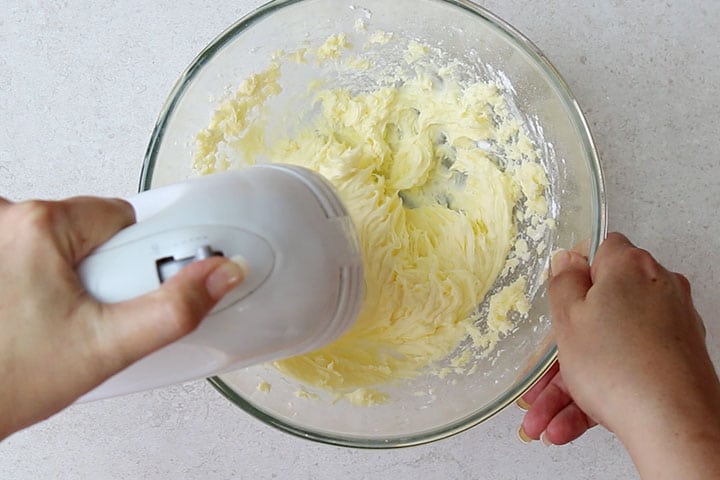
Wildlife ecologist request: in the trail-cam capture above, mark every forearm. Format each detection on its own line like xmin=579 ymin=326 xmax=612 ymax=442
xmin=619 ymin=377 xmax=720 ymax=479
xmin=624 ymin=420 xmax=720 ymax=479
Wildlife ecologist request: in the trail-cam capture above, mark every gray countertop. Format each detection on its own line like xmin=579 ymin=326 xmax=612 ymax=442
xmin=1 ymin=1 xmax=718 ymax=479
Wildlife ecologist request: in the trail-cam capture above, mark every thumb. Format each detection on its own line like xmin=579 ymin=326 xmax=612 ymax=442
xmin=94 ymin=257 xmax=246 ymax=372
xmin=548 ymin=250 xmax=592 ymax=329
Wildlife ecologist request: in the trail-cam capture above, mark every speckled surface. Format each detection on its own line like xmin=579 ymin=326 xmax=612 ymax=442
xmin=1 ymin=1 xmax=718 ymax=479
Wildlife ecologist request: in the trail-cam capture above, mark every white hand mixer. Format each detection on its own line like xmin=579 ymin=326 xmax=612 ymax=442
xmin=78 ymin=164 xmax=364 ymax=401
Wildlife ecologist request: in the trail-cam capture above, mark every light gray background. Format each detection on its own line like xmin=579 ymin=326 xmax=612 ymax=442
xmin=1 ymin=1 xmax=718 ymax=479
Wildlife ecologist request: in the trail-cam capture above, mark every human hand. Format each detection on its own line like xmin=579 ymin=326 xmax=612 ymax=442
xmin=517 ymin=362 xmax=598 ymax=445
xmin=0 ymin=196 xmax=245 ymax=441
xmin=518 ymin=233 xmax=720 ymax=478
xmin=517 ymin=241 xmax=598 ymax=446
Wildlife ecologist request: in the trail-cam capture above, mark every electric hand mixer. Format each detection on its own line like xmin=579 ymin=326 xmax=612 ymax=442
xmin=78 ymin=164 xmax=364 ymax=401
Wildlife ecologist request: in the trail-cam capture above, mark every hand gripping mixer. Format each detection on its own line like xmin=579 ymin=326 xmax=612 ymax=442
xmin=78 ymin=164 xmax=364 ymax=401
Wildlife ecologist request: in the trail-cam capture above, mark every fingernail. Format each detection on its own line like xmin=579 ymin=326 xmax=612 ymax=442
xmin=517 ymin=426 xmax=532 ymax=444
xmin=230 ymin=255 xmax=249 ymax=275
xmin=516 ymin=397 xmax=531 ymax=411
xmin=541 ymin=432 xmax=553 ymax=447
xmin=550 ymin=250 xmax=571 ymax=276
xmin=206 ymin=258 xmax=246 ymax=300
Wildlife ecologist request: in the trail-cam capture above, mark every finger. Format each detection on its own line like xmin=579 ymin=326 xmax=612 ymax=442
xmin=521 ymin=373 xmax=573 ymax=440
xmin=55 ymin=197 xmax=136 ymax=263
xmin=572 ymin=237 xmax=591 ymax=259
xmin=548 ymin=250 xmax=592 ymax=327
xmin=90 ymin=257 xmax=246 ymax=375
xmin=597 ymin=231 xmax=636 ymax=251
xmin=519 ymin=361 xmax=559 ymax=409
xmin=593 ymin=232 xmax=635 ymax=261
xmin=542 ymin=402 xmax=597 ymax=445
xmin=589 ymin=232 xmax=636 ymax=281
xmin=694 ymin=310 xmax=707 ymax=340
xmin=673 ymin=272 xmax=692 ymax=297
xmin=667 ymin=273 xmax=705 ymax=338
xmin=0 ymin=196 xmax=11 ymax=209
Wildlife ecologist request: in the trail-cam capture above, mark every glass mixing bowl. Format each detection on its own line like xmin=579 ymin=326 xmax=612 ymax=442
xmin=140 ymin=0 xmax=606 ymax=447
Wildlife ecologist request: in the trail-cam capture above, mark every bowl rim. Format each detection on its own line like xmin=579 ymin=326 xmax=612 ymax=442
xmin=139 ymin=0 xmax=607 ymax=449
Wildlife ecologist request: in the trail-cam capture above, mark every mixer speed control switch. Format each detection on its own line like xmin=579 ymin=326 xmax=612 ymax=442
xmin=156 ymin=245 xmax=223 ymax=282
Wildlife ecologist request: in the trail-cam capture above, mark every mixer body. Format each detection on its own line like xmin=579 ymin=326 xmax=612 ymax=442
xmin=78 ymin=165 xmax=364 ymax=401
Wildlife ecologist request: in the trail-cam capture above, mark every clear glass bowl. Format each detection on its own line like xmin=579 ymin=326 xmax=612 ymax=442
xmin=140 ymin=0 xmax=606 ymax=448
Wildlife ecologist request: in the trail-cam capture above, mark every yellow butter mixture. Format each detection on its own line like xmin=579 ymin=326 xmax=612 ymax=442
xmin=194 ymin=33 xmax=549 ymax=404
